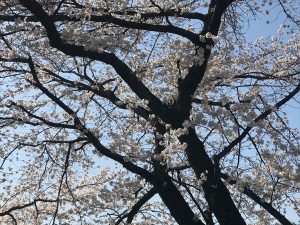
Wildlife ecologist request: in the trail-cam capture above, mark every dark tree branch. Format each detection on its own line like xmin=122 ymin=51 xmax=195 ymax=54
xmin=202 ymin=0 xmax=235 ymax=35
xmin=243 ymin=188 xmax=293 ymax=225
xmin=221 ymin=173 xmax=293 ymax=225
xmin=18 ymin=0 xmax=173 ymax=124
xmin=179 ymin=128 xmax=246 ymax=225
xmin=0 ymin=199 xmax=57 ymax=217
xmin=172 ymin=0 xmax=235 ymax=125
xmin=150 ymin=172 xmax=205 ymax=225
xmin=0 ymin=13 xmax=203 ymax=44
xmin=42 ymin=68 xmax=151 ymax=119
xmin=9 ymin=101 xmax=76 ymax=129
xmin=115 ymin=187 xmax=157 ymax=225
xmin=40 ymin=0 xmax=207 ymax=21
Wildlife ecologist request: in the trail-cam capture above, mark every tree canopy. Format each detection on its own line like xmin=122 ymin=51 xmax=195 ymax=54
xmin=0 ymin=0 xmax=299 ymax=225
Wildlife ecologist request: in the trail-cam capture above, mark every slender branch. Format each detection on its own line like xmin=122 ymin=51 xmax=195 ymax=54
xmin=278 ymin=0 xmax=300 ymax=27
xmin=217 ymin=81 xmax=300 ymax=160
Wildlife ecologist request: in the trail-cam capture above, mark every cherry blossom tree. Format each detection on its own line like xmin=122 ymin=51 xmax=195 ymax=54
xmin=0 ymin=0 xmax=299 ymax=224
